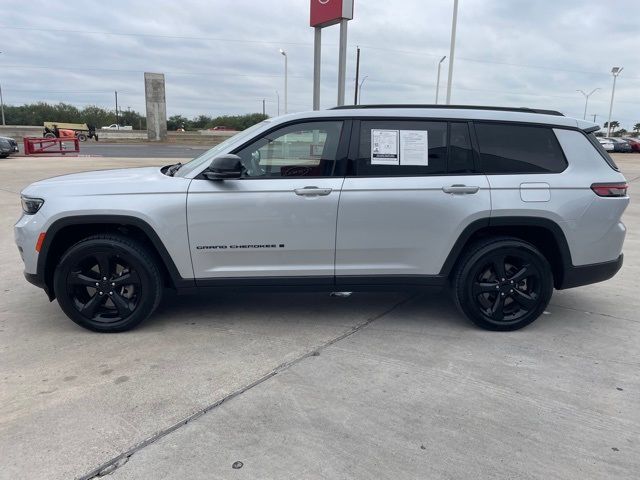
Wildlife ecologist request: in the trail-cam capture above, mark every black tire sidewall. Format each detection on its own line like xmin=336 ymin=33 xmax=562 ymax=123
xmin=455 ymin=240 xmax=553 ymax=331
xmin=53 ymin=237 xmax=161 ymax=332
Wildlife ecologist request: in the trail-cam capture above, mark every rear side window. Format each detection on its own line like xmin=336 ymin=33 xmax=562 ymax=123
xmin=355 ymin=120 xmax=470 ymax=176
xmin=475 ymin=123 xmax=567 ymax=174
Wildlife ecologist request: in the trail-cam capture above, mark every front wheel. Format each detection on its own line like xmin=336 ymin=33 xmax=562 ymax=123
xmin=53 ymin=234 xmax=163 ymax=332
xmin=453 ymin=237 xmax=553 ymax=331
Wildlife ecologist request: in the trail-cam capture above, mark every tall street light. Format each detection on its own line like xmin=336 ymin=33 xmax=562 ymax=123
xmin=607 ymin=66 xmax=623 ymax=137
xmin=358 ymin=76 xmax=368 ymax=105
xmin=576 ymin=88 xmax=600 ymax=120
xmin=445 ymin=0 xmax=459 ymax=105
xmin=279 ymin=49 xmax=288 ymax=114
xmin=435 ymin=55 xmax=446 ymax=104
xmin=0 ymin=51 xmax=5 ymax=125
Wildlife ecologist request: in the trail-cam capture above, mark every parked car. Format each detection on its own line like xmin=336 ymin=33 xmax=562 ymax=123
xmin=209 ymin=126 xmax=237 ymax=131
xmin=622 ymin=137 xmax=640 ymax=153
xmin=604 ymin=137 xmax=632 ymax=153
xmin=101 ymin=124 xmax=133 ymax=130
xmin=597 ymin=137 xmax=615 ymax=151
xmin=15 ymin=105 xmax=628 ymax=332
xmin=0 ymin=135 xmax=19 ymax=158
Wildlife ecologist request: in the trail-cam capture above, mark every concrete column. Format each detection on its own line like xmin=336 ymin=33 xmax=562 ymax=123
xmin=144 ymin=72 xmax=167 ymax=141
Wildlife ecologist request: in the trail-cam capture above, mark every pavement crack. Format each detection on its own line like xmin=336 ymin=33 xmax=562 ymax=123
xmin=77 ymin=294 xmax=415 ymax=480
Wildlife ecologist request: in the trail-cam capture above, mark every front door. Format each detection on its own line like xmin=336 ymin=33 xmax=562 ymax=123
xmin=187 ymin=120 xmax=348 ymax=282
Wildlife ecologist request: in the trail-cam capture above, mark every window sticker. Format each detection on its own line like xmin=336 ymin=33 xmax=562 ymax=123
xmin=400 ymin=130 xmax=429 ymax=166
xmin=371 ymin=129 xmax=399 ymax=165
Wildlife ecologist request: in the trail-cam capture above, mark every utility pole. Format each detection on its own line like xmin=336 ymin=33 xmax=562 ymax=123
xmin=446 ymin=0 xmax=459 ymax=105
xmin=0 ymin=83 xmax=5 ymax=126
xmin=0 ymin=51 xmax=5 ymax=125
xmin=262 ymin=99 xmax=266 ymax=116
xmin=354 ymin=46 xmax=361 ymax=105
xmin=276 ymin=90 xmax=280 ymax=116
xmin=592 ymin=114 xmax=597 ymax=123
xmin=115 ymin=91 xmax=119 ymax=126
xmin=279 ymin=49 xmax=288 ymax=114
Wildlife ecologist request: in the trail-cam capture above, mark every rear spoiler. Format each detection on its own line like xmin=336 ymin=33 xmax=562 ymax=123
xmin=583 ymin=125 xmax=600 ymax=133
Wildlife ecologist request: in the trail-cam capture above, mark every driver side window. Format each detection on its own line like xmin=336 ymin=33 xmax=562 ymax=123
xmin=234 ymin=121 xmax=343 ymax=178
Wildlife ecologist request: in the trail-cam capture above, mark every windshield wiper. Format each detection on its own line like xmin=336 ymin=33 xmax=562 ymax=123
xmin=166 ymin=162 xmax=183 ymax=176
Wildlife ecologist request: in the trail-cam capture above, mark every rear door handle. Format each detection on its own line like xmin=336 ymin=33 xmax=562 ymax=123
xmin=442 ymin=184 xmax=480 ymax=195
xmin=294 ymin=186 xmax=332 ymax=196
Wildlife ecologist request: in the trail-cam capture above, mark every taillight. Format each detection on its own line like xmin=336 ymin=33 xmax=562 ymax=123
xmin=591 ymin=182 xmax=628 ymax=197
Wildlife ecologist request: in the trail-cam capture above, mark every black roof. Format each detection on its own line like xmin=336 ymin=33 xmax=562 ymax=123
xmin=330 ymin=104 xmax=565 ymax=116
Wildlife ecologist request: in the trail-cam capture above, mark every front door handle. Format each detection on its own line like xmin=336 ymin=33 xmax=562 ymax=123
xmin=442 ymin=184 xmax=480 ymax=195
xmin=294 ymin=186 xmax=332 ymax=196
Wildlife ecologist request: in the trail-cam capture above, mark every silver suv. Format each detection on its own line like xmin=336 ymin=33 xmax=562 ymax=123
xmin=15 ymin=105 xmax=629 ymax=332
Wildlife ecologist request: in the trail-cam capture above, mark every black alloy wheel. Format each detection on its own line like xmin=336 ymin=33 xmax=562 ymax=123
xmin=453 ymin=237 xmax=553 ymax=331
xmin=54 ymin=234 xmax=162 ymax=332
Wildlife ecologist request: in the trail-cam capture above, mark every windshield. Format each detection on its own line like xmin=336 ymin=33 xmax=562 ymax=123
xmin=175 ymin=120 xmax=271 ymax=177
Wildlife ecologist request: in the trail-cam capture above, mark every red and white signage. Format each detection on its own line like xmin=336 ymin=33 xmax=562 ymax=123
xmin=310 ymin=0 xmax=354 ymax=28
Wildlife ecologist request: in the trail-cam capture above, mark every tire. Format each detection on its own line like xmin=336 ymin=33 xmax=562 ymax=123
xmin=77 ymin=133 xmax=87 ymax=142
xmin=53 ymin=234 xmax=163 ymax=332
xmin=44 ymin=132 xmax=56 ymax=139
xmin=452 ymin=236 xmax=553 ymax=331
xmin=0 ymin=153 xmax=8 ymax=159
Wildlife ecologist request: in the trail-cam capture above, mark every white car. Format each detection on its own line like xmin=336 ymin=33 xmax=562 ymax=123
xmin=15 ymin=105 xmax=629 ymax=332
xmin=101 ymin=124 xmax=133 ymax=130
xmin=597 ymin=137 xmax=615 ymax=151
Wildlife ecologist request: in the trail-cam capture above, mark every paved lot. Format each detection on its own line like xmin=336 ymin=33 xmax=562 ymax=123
xmin=0 ymin=154 xmax=638 ymax=479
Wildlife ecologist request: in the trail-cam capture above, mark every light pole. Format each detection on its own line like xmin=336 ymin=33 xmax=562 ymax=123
xmin=435 ymin=55 xmax=446 ymax=104
xmin=445 ymin=0 xmax=459 ymax=105
xmin=358 ymin=76 xmax=368 ymax=105
xmin=607 ymin=66 xmax=623 ymax=137
xmin=0 ymin=51 xmax=5 ymax=125
xmin=576 ymin=88 xmax=600 ymax=120
xmin=275 ymin=90 xmax=280 ymax=116
xmin=279 ymin=49 xmax=288 ymax=114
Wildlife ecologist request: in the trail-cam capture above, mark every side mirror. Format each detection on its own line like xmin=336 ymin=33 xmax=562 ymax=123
xmin=203 ymin=154 xmax=243 ymax=180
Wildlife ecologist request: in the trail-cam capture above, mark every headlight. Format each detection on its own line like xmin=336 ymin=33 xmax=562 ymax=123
xmin=21 ymin=196 xmax=44 ymax=215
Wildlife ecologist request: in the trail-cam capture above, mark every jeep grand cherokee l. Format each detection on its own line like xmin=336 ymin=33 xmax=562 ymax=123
xmin=15 ymin=105 xmax=628 ymax=332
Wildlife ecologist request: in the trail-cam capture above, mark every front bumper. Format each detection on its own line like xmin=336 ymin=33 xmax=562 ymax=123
xmin=558 ymin=254 xmax=623 ymax=289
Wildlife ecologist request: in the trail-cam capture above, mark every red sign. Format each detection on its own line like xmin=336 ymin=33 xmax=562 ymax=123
xmin=310 ymin=0 xmax=354 ymax=28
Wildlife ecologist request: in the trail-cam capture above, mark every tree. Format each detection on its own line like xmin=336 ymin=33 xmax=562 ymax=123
xmin=603 ymin=121 xmax=620 ymax=133
xmin=634 ymin=123 xmax=640 ymax=134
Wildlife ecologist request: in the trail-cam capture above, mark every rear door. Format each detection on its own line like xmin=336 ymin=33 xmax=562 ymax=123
xmin=335 ymin=119 xmax=491 ymax=283
xmin=187 ymin=119 xmax=349 ymax=282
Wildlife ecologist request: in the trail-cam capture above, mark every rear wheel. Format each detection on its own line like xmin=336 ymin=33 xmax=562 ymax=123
xmin=76 ymin=133 xmax=87 ymax=142
xmin=53 ymin=234 xmax=162 ymax=332
xmin=453 ymin=237 xmax=553 ymax=331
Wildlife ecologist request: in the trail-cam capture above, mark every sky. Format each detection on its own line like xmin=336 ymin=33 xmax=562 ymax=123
xmin=0 ymin=0 xmax=638 ymax=129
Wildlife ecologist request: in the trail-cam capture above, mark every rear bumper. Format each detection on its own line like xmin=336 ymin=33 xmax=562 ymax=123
xmin=558 ymin=254 xmax=623 ymax=289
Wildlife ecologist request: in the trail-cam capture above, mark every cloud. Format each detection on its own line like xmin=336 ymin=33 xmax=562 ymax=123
xmin=0 ymin=0 xmax=638 ymax=128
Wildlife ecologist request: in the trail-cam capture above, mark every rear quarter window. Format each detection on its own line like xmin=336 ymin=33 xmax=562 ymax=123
xmin=475 ymin=123 xmax=567 ymax=174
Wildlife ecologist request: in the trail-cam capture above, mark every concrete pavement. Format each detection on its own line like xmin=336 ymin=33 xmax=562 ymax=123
xmin=0 ymin=154 xmax=638 ymax=479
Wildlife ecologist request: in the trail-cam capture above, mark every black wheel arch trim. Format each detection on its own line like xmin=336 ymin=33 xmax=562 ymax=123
xmin=439 ymin=216 xmax=574 ymax=287
xmin=36 ymin=215 xmax=195 ymax=298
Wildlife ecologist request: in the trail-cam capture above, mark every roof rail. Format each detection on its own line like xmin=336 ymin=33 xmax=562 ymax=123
xmin=330 ymin=104 xmax=565 ymax=116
